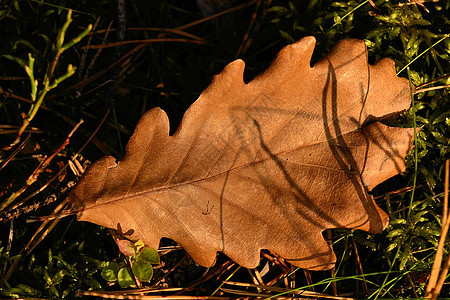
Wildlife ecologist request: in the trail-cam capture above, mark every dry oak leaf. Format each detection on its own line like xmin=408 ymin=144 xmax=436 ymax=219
xmin=67 ymin=36 xmax=415 ymax=271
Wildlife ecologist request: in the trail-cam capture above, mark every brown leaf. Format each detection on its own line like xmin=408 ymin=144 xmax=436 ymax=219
xmin=67 ymin=37 xmax=414 ymax=270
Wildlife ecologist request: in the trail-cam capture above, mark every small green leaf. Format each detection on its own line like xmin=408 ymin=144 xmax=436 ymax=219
xmin=49 ymin=285 xmax=60 ymax=297
xmin=413 ymin=210 xmax=429 ymax=221
xmin=15 ymin=284 xmax=37 ymax=296
xmin=386 ymin=242 xmax=398 ymax=252
xmin=278 ymin=30 xmax=295 ymax=43
xmin=132 ymin=260 xmax=153 ymax=282
xmin=3 ymin=54 xmax=27 ymax=67
xmin=139 ymin=247 xmax=160 ymax=265
xmin=43 ymin=269 xmax=52 ymax=286
xmin=101 ymin=262 xmax=119 ymax=282
xmin=134 ymin=240 xmax=145 ymax=252
xmin=399 ymin=251 xmax=410 ymax=270
xmin=267 ymin=6 xmax=289 ymax=13
xmin=387 ymin=228 xmax=404 ymax=238
xmin=51 ymin=269 xmax=66 ymax=285
xmin=118 ymin=267 xmax=134 ymax=288
xmin=390 ymin=218 xmax=407 ymax=226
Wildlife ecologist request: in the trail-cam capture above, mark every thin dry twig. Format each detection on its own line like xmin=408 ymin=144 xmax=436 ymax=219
xmin=151 ymin=254 xmax=188 ymax=288
xmin=425 ymin=159 xmax=450 ymax=299
xmin=328 ymin=230 xmax=338 ymax=296
xmin=174 ymin=0 xmax=258 ymax=32
xmin=220 ymin=287 xmax=290 ymax=298
xmin=1 ymin=109 xmax=110 ymax=222
xmin=414 ymin=85 xmax=450 ymax=94
xmin=0 ymin=119 xmax=83 ymax=212
xmin=432 ymin=252 xmax=450 ymax=300
xmin=0 ymin=134 xmax=31 ymax=171
xmin=210 ymin=265 xmax=241 ymax=296
xmin=91 ymin=27 xmax=205 ymax=42
xmin=235 ymin=0 xmax=262 ymax=58
xmin=82 ymin=38 xmax=206 ymax=49
xmin=265 ymin=272 xmax=286 ymax=286
xmin=183 ymin=260 xmax=235 ymax=293
xmin=303 ymin=269 xmax=314 ymax=292
xmin=260 ymin=250 xmax=289 ymax=274
xmin=1 ymin=181 xmax=76 ymax=222
xmin=351 ymin=236 xmax=368 ymax=295
xmin=247 ymin=268 xmax=263 ymax=293
xmin=79 ymin=16 xmax=100 ymax=78
xmin=416 ymin=73 xmax=450 ymax=89
xmin=54 ymin=0 xmax=257 ymax=102
xmin=80 ymin=20 xmax=113 ymax=91
xmin=56 ymin=43 xmax=149 ymax=95
xmin=81 ymin=291 xmax=229 ymax=300
xmin=223 ymin=281 xmax=355 ymax=299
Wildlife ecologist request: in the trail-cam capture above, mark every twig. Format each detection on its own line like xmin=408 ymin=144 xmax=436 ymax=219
xmin=174 ymin=0 xmax=258 ymax=32
xmin=81 ymin=20 xmax=113 ymax=90
xmin=1 ymin=87 xmax=118 ymax=155
xmin=235 ymin=0 xmax=261 ymax=58
xmin=327 ymin=230 xmax=338 ymax=296
xmin=247 ymin=268 xmax=263 ymax=293
xmin=79 ymin=17 xmax=101 ymax=79
xmin=81 ymin=292 xmax=229 ymax=299
xmin=150 ymin=255 xmax=188 ymax=288
xmin=414 ymin=84 xmax=450 ymax=94
xmin=425 ymin=159 xmax=450 ymax=299
xmin=0 ymin=181 xmax=76 ymax=222
xmin=182 ymin=260 xmax=235 ymax=293
xmin=303 ymin=269 xmax=314 ymax=291
xmin=432 ymin=252 xmax=450 ymax=300
xmin=53 ymin=41 xmax=150 ymax=97
xmin=223 ymin=281 xmax=355 ymax=299
xmin=260 ymin=250 xmax=289 ymax=274
xmin=406 ymin=273 xmax=419 ymax=298
xmin=210 ymin=265 xmax=241 ymax=296
xmin=0 ymin=134 xmax=31 ymax=171
xmin=0 ymin=109 xmax=110 ymax=222
xmin=82 ymin=38 xmax=206 ymax=49
xmin=351 ymin=236 xmax=368 ymax=295
xmin=265 ymin=271 xmax=288 ymax=286
xmin=0 ymin=120 xmax=83 ymax=212
xmin=91 ymin=27 xmax=206 ymax=42
xmin=416 ymin=73 xmax=450 ymax=89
